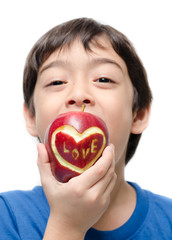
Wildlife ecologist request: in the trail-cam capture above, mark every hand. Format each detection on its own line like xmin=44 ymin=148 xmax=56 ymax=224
xmin=37 ymin=143 xmax=116 ymax=238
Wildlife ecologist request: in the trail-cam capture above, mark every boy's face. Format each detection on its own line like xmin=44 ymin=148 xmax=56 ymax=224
xmin=28 ymin=37 xmax=138 ymax=165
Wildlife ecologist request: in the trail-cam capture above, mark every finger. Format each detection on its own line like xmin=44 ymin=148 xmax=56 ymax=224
xmin=102 ymin=144 xmax=116 ymax=196
xmin=98 ymin=172 xmax=117 ymax=211
xmin=89 ymin=155 xmax=116 ymax=197
xmin=109 ymin=143 xmax=115 ymax=165
xmin=76 ymin=145 xmax=115 ymax=189
xmin=37 ymin=143 xmax=50 ymax=165
xmin=37 ymin=143 xmax=55 ymax=185
xmin=103 ymin=172 xmax=117 ymax=198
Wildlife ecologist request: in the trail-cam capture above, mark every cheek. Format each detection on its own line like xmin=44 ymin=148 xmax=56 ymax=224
xmin=33 ymin=94 xmax=59 ymax=142
xmin=108 ymin=112 xmax=133 ymax=162
xmin=105 ymin=96 xmax=134 ymax=161
xmin=34 ymin=111 xmax=50 ymax=142
xmin=110 ymin=113 xmax=132 ymax=159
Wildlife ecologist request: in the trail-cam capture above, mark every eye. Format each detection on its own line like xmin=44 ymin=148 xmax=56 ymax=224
xmin=51 ymin=80 xmax=64 ymax=85
xmin=96 ymin=77 xmax=114 ymax=83
xmin=47 ymin=80 xmax=66 ymax=86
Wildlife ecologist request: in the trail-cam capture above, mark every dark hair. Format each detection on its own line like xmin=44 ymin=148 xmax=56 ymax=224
xmin=23 ymin=17 xmax=152 ymax=164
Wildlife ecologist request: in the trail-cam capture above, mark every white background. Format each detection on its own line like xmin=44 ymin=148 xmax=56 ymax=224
xmin=0 ymin=0 xmax=172 ymax=197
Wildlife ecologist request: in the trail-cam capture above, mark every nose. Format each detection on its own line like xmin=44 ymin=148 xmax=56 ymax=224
xmin=65 ymin=85 xmax=95 ymax=108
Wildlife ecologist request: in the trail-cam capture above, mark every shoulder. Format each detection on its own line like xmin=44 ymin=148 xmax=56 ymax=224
xmin=131 ymin=181 xmax=172 ymax=222
xmin=131 ymin=181 xmax=172 ymax=210
xmin=0 ymin=186 xmax=48 ymax=213
xmin=146 ymin=189 xmax=172 ymax=217
xmin=0 ymin=185 xmax=45 ymax=200
xmin=0 ymin=185 xmax=49 ymax=220
xmin=139 ymin=186 xmax=172 ymax=238
xmin=0 ymin=186 xmax=49 ymax=239
xmin=146 ymin=187 xmax=172 ymax=206
xmin=128 ymin=182 xmax=172 ymax=238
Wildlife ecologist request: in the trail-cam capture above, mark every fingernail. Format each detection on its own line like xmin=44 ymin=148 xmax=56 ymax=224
xmin=110 ymin=144 xmax=115 ymax=152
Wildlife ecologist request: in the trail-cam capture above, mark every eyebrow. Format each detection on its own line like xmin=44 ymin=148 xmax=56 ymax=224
xmin=90 ymin=58 xmax=123 ymax=71
xmin=39 ymin=57 xmax=123 ymax=76
xmin=39 ymin=60 xmax=68 ymax=76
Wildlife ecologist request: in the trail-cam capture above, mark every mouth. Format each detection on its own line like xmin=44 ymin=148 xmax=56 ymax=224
xmin=58 ymin=105 xmax=99 ymax=118
xmin=44 ymin=104 xmax=109 ymax=183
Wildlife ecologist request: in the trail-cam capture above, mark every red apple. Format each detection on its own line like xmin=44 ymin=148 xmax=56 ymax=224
xmin=44 ymin=109 xmax=109 ymax=183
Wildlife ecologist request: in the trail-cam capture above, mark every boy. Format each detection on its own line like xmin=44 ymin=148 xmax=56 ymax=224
xmin=1 ymin=17 xmax=172 ymax=239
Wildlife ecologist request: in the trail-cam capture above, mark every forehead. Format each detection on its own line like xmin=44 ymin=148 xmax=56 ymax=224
xmin=39 ymin=36 xmax=129 ymax=75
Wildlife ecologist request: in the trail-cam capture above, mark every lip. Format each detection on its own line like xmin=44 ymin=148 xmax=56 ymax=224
xmin=57 ymin=109 xmax=105 ymax=123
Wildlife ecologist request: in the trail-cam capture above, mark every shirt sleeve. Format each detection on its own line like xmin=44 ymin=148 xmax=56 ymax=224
xmin=0 ymin=196 xmax=21 ymax=240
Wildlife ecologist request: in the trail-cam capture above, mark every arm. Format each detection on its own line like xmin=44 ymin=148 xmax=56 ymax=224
xmin=37 ymin=143 xmax=116 ymax=240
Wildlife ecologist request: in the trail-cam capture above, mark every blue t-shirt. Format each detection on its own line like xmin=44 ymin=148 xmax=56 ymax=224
xmin=0 ymin=182 xmax=172 ymax=239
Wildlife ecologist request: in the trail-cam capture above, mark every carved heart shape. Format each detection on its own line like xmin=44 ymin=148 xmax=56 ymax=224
xmin=51 ymin=125 xmax=106 ymax=173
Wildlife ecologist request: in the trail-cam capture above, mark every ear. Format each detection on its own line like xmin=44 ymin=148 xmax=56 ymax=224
xmin=23 ymin=103 xmax=38 ymax=137
xmin=131 ymin=105 xmax=151 ymax=134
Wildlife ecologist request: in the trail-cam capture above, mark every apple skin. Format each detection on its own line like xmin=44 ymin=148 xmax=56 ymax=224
xmin=44 ymin=111 xmax=109 ymax=183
